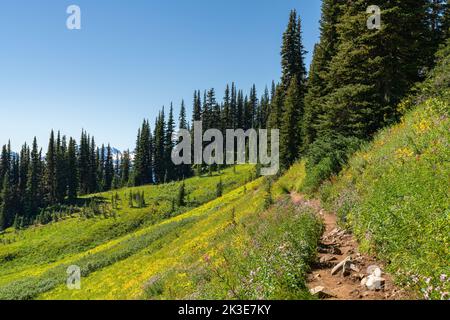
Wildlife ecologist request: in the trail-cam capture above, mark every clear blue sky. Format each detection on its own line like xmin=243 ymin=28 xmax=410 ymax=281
xmin=0 ymin=0 xmax=322 ymax=151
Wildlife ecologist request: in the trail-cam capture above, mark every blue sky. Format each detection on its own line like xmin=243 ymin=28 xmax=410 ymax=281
xmin=0 ymin=0 xmax=322 ymax=151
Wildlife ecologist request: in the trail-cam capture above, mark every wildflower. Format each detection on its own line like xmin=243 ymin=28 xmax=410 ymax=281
xmin=440 ymin=274 xmax=447 ymax=282
xmin=395 ymin=147 xmax=414 ymax=160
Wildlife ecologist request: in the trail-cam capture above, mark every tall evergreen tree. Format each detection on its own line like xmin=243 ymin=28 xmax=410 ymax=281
xmin=317 ymin=0 xmax=432 ymax=139
xmin=25 ymin=137 xmax=42 ymax=217
xmin=165 ymin=104 xmax=175 ymax=181
xmin=104 ymin=144 xmax=114 ymax=191
xmin=120 ymin=150 xmax=131 ymax=187
xmin=45 ymin=130 xmax=57 ymax=204
xmin=153 ymin=109 xmax=166 ymax=183
xmin=67 ymin=137 xmax=78 ymax=203
xmin=281 ymin=10 xmax=307 ymax=90
xmin=280 ymin=76 xmax=302 ymax=169
xmin=0 ymin=172 xmax=12 ymax=230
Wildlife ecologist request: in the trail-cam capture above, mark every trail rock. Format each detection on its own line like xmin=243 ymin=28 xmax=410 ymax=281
xmin=310 ymin=286 xmax=336 ymax=299
xmin=361 ymin=275 xmax=386 ymax=291
xmin=331 ymin=256 xmax=352 ymax=276
xmin=367 ymin=265 xmax=383 ymax=277
xmin=350 ymin=264 xmax=360 ymax=273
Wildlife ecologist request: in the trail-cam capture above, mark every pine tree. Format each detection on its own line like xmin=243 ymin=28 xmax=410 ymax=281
xmin=153 ymin=109 xmax=166 ymax=183
xmin=78 ymin=130 xmax=90 ymax=195
xmin=0 ymin=172 xmax=12 ymax=230
xmin=222 ymin=85 xmax=232 ymax=130
xmin=165 ymin=104 xmax=175 ymax=181
xmin=317 ymin=0 xmax=432 ymax=139
xmin=248 ymin=84 xmax=258 ymax=128
xmin=280 ymin=76 xmax=302 ymax=169
xmin=120 ymin=150 xmax=131 ymax=187
xmin=25 ymin=137 xmax=42 ymax=218
xmin=67 ymin=137 xmax=78 ymax=203
xmin=89 ymin=136 xmax=98 ymax=193
xmin=302 ymin=0 xmax=342 ymax=151
xmin=179 ymin=100 xmax=188 ymax=130
xmin=45 ymin=130 xmax=57 ymax=204
xmin=55 ymin=133 xmax=67 ymax=203
xmin=104 ymin=144 xmax=114 ymax=191
xmin=18 ymin=143 xmax=30 ymax=202
xmin=0 ymin=141 xmax=11 ymax=185
xmin=230 ymin=83 xmax=238 ymax=128
xmin=281 ymin=10 xmax=307 ymax=90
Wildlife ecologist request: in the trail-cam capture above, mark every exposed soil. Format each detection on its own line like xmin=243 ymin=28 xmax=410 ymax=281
xmin=290 ymin=192 xmax=409 ymax=300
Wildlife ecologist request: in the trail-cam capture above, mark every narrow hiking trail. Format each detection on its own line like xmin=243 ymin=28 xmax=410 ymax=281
xmin=290 ymin=192 xmax=408 ymax=300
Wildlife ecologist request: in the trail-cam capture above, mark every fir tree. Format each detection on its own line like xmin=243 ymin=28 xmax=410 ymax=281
xmin=45 ymin=130 xmax=57 ymax=204
xmin=280 ymin=76 xmax=302 ymax=169
xmin=67 ymin=137 xmax=78 ymax=203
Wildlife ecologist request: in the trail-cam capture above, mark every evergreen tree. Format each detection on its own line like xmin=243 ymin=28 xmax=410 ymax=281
xmin=281 ymin=10 xmax=307 ymax=90
xmin=104 ymin=144 xmax=114 ymax=191
xmin=179 ymin=100 xmax=188 ymax=130
xmin=317 ymin=0 xmax=432 ymax=139
xmin=78 ymin=130 xmax=90 ymax=195
xmin=120 ymin=150 xmax=131 ymax=187
xmin=0 ymin=172 xmax=12 ymax=230
xmin=153 ymin=109 xmax=166 ymax=183
xmin=280 ymin=76 xmax=302 ymax=169
xmin=67 ymin=137 xmax=78 ymax=203
xmin=25 ymin=137 xmax=42 ymax=217
xmin=55 ymin=133 xmax=67 ymax=203
xmin=192 ymin=90 xmax=202 ymax=124
xmin=302 ymin=0 xmax=342 ymax=151
xmin=45 ymin=130 xmax=57 ymax=204
xmin=165 ymin=104 xmax=175 ymax=181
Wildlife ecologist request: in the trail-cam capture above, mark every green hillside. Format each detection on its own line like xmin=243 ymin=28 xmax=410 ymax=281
xmin=36 ymin=164 xmax=320 ymax=300
xmin=315 ymin=42 xmax=450 ymax=299
xmin=0 ymin=165 xmax=256 ymax=299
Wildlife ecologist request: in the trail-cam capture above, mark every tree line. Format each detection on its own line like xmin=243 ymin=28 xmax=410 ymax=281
xmin=1 ymin=0 xmax=448 ymax=230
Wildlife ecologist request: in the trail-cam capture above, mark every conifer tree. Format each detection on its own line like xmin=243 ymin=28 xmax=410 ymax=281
xmin=104 ymin=144 xmax=114 ymax=191
xmin=165 ymin=104 xmax=175 ymax=181
xmin=25 ymin=137 xmax=42 ymax=217
xmin=45 ymin=130 xmax=57 ymax=204
xmin=153 ymin=109 xmax=166 ymax=183
xmin=120 ymin=150 xmax=131 ymax=187
xmin=317 ymin=0 xmax=432 ymax=139
xmin=67 ymin=137 xmax=78 ymax=203
xmin=0 ymin=172 xmax=12 ymax=230
xmin=281 ymin=10 xmax=307 ymax=90
xmin=280 ymin=76 xmax=302 ymax=169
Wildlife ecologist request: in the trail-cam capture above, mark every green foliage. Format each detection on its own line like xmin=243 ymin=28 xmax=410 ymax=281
xmin=301 ymin=134 xmax=363 ymax=193
xmin=322 ymin=97 xmax=449 ymax=299
xmin=198 ymin=202 xmax=322 ymax=300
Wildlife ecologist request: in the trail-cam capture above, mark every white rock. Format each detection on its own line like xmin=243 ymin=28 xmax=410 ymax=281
xmin=364 ymin=275 xmax=386 ymax=291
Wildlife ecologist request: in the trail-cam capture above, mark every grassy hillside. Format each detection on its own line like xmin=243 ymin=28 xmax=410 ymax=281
xmin=319 ymin=96 xmax=449 ymax=299
xmin=36 ymin=164 xmax=320 ymax=300
xmin=316 ymin=41 xmax=450 ymax=299
xmin=0 ymin=163 xmax=321 ymax=300
xmin=0 ymin=165 xmax=256 ymax=299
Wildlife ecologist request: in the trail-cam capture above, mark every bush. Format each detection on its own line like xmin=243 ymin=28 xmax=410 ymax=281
xmin=302 ymin=134 xmax=363 ymax=193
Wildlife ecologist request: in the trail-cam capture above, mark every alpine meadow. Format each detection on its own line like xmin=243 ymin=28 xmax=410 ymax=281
xmin=0 ymin=0 xmax=448 ymax=305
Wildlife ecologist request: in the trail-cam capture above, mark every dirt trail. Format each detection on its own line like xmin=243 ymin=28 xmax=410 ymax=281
xmin=290 ymin=192 xmax=407 ymax=300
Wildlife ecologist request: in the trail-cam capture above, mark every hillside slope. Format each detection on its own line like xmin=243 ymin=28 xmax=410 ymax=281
xmin=0 ymin=165 xmax=255 ymax=299
xmin=38 ymin=164 xmax=321 ymax=300
xmin=319 ymin=96 xmax=449 ymax=299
